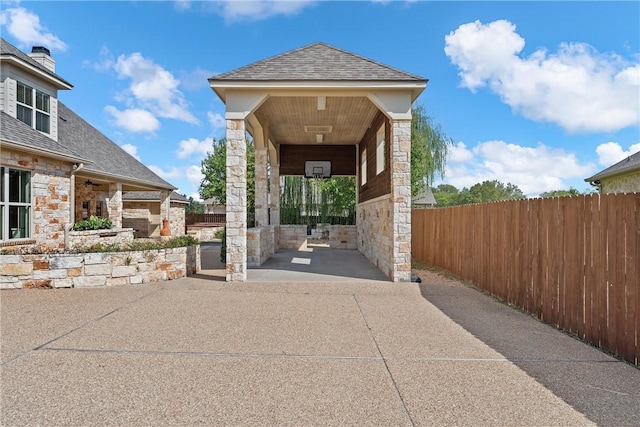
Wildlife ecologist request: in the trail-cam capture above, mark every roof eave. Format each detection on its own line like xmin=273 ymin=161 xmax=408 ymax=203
xmin=79 ymin=170 xmax=177 ymax=191
xmin=1 ymin=55 xmax=73 ymax=90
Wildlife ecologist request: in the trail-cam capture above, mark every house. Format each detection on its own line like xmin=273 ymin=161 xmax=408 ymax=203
xmin=202 ymin=197 xmax=226 ymax=215
xmin=0 ymin=38 xmax=180 ymax=252
xmin=413 ymin=187 xmax=438 ymax=209
xmin=585 ymin=151 xmax=640 ymax=194
xmin=122 ymin=191 xmax=188 ymax=238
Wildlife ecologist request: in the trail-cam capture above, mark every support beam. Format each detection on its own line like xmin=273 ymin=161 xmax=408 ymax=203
xmin=225 ymin=119 xmax=247 ymax=282
xmin=254 ymin=148 xmax=269 ymax=227
xmin=390 ymin=119 xmax=412 ymax=282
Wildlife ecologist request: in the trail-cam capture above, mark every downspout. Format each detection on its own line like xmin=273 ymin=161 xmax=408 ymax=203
xmin=67 ymin=163 xmax=84 ymax=248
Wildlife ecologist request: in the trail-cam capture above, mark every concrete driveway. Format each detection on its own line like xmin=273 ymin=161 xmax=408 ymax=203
xmin=1 ymin=269 xmax=638 ymax=426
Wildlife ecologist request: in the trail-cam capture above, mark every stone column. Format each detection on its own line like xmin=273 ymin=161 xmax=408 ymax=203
xmin=269 ymin=163 xmax=280 ymax=226
xmin=254 ymin=148 xmax=268 ymax=227
xmin=390 ymin=119 xmax=412 ymax=282
xmin=226 ymin=119 xmax=247 ymax=282
xmin=107 ymin=182 xmax=122 ymax=229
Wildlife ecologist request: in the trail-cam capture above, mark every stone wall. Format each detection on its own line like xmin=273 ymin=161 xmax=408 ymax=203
xmin=170 ymin=204 xmax=186 ymax=237
xmin=186 ymin=225 xmax=223 ymax=242
xmin=278 ymin=225 xmax=308 ymax=250
xmin=0 ymin=245 xmax=200 ymax=289
xmin=308 ymin=224 xmax=357 ymax=249
xmin=66 ymin=228 xmax=134 ymax=251
xmin=247 ymin=226 xmax=274 ymax=267
xmin=357 ymin=195 xmax=393 ymax=279
xmin=1 ymin=149 xmax=71 ymax=252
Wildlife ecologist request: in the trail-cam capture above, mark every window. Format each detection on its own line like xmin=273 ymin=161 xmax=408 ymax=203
xmin=16 ymin=81 xmax=50 ymax=134
xmin=1 ymin=167 xmax=31 ymax=240
xmin=360 ymin=149 xmax=367 ymax=186
xmin=376 ymin=125 xmax=386 ymax=175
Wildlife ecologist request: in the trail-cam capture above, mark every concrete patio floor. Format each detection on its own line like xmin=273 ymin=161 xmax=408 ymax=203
xmin=1 ymin=268 xmax=638 ymax=426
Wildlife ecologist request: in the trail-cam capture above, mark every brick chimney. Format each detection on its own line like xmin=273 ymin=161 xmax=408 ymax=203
xmin=28 ymin=46 xmax=55 ymax=73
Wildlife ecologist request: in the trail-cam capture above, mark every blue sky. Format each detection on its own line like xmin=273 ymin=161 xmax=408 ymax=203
xmin=1 ymin=1 xmax=638 ymax=199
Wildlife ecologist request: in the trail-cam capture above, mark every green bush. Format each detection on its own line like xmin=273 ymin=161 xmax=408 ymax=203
xmin=71 ymin=235 xmax=199 ymax=254
xmin=73 ymin=216 xmax=112 ymax=231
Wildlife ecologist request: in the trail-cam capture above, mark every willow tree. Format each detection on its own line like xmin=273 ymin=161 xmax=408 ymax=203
xmin=411 ymin=105 xmax=453 ymax=199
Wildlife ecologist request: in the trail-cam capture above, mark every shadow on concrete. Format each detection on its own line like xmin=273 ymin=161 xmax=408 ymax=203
xmin=416 ymin=272 xmax=640 ymax=427
xmin=248 ymin=245 xmax=391 ymax=283
xmin=196 ymin=242 xmax=225 ymax=281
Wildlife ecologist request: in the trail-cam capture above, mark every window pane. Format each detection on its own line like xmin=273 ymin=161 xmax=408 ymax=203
xmin=9 ymin=206 xmax=30 ymax=239
xmin=36 ymin=111 xmax=50 ymax=133
xmin=36 ymin=91 xmax=50 ymax=112
xmin=8 ymin=169 xmax=30 ymax=203
xmin=17 ymin=105 xmax=33 ymax=126
xmin=17 ymin=82 xmax=33 ymax=105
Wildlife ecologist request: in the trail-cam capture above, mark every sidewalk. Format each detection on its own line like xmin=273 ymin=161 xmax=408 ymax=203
xmin=1 ymin=271 xmax=638 ymax=426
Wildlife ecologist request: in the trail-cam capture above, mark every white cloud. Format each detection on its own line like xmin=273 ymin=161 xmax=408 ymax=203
xmin=210 ymin=0 xmax=316 ymax=22
xmin=207 ymin=112 xmax=226 ymax=130
xmin=448 ymin=141 xmax=474 ymax=163
xmin=438 ymin=140 xmax=594 ymax=197
xmin=445 ymin=20 xmax=640 ymax=133
xmin=595 ymin=142 xmax=640 ymax=166
xmin=113 ymin=52 xmax=199 ymax=125
xmin=148 ymin=165 xmax=182 ymax=180
xmin=0 ymin=6 xmax=67 ymax=51
xmin=105 ymin=106 xmax=160 ymax=133
xmin=176 ymin=137 xmax=213 ymax=159
xmin=188 ymin=192 xmax=203 ymax=202
xmin=120 ymin=143 xmax=141 ymax=161
xmin=186 ymin=165 xmax=204 ymax=184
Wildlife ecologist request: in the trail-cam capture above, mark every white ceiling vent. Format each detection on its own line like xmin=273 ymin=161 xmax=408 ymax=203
xmin=304 ymin=125 xmax=333 ymax=133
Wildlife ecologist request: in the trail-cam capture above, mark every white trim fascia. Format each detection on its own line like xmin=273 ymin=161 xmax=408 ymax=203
xmin=1 ymin=139 xmax=91 ymax=164
xmin=2 ymin=56 xmax=73 ymax=90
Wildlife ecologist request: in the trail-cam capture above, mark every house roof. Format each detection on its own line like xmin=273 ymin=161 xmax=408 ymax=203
xmin=414 ymin=187 xmax=437 ymax=206
xmin=209 ymin=42 xmax=427 ymax=83
xmin=123 ymin=191 xmax=189 ymax=204
xmin=57 ymin=102 xmax=175 ymax=190
xmin=0 ymin=38 xmax=73 ymax=89
xmin=0 ymin=111 xmax=89 ymax=163
xmin=585 ymin=151 xmax=640 ymax=183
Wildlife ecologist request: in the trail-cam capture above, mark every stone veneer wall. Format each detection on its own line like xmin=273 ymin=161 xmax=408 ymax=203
xmin=601 ymin=171 xmax=640 ymax=194
xmin=1 ymin=149 xmax=71 ymax=252
xmin=0 ymin=245 xmax=200 ymax=289
xmin=186 ymin=225 xmax=223 ymax=242
xmin=357 ymin=195 xmax=393 ymax=279
xmin=247 ymin=226 xmax=274 ymax=267
xmin=327 ymin=225 xmax=357 ymax=249
xmin=65 ymin=228 xmax=134 ymax=251
xmin=278 ymin=225 xmax=308 ymax=250
xmin=390 ymin=120 xmax=412 ymax=282
xmin=169 ymin=204 xmax=185 ymax=237
xmin=122 ymin=204 xmax=152 ymax=238
xmin=225 ymin=119 xmax=247 ymax=281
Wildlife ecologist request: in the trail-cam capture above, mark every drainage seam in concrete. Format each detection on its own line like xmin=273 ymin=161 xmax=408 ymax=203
xmin=0 ymin=289 xmax=161 ymax=367
xmin=353 ymin=294 xmax=416 ymax=427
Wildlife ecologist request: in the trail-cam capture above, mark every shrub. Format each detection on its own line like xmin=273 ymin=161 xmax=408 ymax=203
xmin=71 ymin=235 xmax=199 ymax=254
xmin=73 ymin=216 xmax=112 ymax=231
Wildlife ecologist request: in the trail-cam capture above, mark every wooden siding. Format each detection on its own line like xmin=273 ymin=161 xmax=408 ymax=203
xmin=358 ymin=112 xmax=391 ymax=203
xmin=279 ymin=144 xmax=356 ymax=176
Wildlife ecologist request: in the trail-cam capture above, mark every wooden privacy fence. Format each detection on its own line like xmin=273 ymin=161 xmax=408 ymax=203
xmin=185 ymin=213 xmax=226 ymax=225
xmin=412 ymin=193 xmax=639 ymax=366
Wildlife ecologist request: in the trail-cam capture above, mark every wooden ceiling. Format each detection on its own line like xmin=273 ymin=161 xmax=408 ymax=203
xmin=254 ymin=96 xmax=379 ymax=146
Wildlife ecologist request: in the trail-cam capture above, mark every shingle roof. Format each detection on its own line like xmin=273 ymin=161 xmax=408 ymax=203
xmin=209 ymin=42 xmax=427 ymax=82
xmin=57 ymin=102 xmax=175 ymax=189
xmin=123 ymin=191 xmax=189 ymax=203
xmin=585 ymin=151 xmax=640 ymax=182
xmin=414 ymin=187 xmax=437 ymax=206
xmin=0 ymin=111 xmax=88 ymax=162
xmin=0 ymin=38 xmax=72 ymax=88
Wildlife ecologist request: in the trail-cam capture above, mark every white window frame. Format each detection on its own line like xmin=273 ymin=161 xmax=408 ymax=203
xmin=376 ymin=125 xmax=386 ymax=175
xmin=360 ymin=148 xmax=367 ymax=186
xmin=0 ymin=166 xmax=32 ymax=241
xmin=16 ymin=81 xmax=50 ymax=134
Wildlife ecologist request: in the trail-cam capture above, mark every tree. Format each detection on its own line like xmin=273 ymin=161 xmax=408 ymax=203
xmin=431 ymin=184 xmax=460 ymax=207
xmin=539 ymin=188 xmax=582 ymax=198
xmin=458 ymin=180 xmax=525 ymax=204
xmin=184 ymin=196 xmax=204 ymax=214
xmin=199 ymin=136 xmax=256 ymax=226
xmin=411 ymin=105 xmax=453 ymax=199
